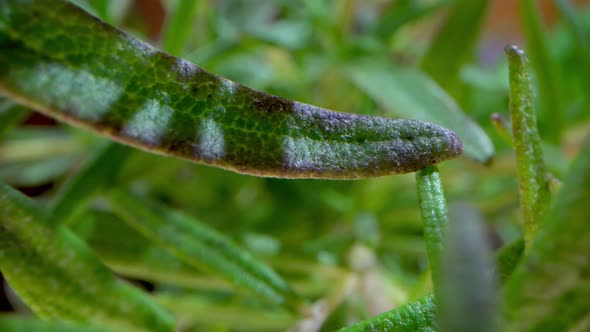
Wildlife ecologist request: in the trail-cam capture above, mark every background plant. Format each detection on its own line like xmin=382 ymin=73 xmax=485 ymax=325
xmin=1 ymin=0 xmax=589 ymax=331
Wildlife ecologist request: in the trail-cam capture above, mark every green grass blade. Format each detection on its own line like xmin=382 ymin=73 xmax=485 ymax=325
xmin=87 ymin=0 xmax=111 ymax=23
xmin=415 ymin=166 xmax=448 ymax=292
xmin=0 ymin=100 xmax=29 ymax=139
xmin=505 ymin=45 xmax=550 ymax=247
xmin=49 ymin=142 xmax=131 ymax=226
xmin=156 ymin=294 xmax=297 ymax=331
xmin=495 ymin=238 xmax=525 ymax=284
xmin=0 ymin=317 xmax=116 ymax=332
xmin=338 ymin=295 xmax=437 ymax=331
xmin=519 ymin=0 xmax=565 ymax=143
xmin=438 ymin=203 xmax=498 ymax=332
xmin=107 ymin=189 xmax=303 ymax=312
xmin=161 ymin=0 xmax=200 ymax=56
xmin=374 ymin=0 xmax=450 ymax=37
xmin=347 ymin=61 xmax=492 ymax=163
xmin=420 ymin=0 xmax=490 ymax=99
xmin=71 ymin=210 xmax=209 ymax=289
xmin=0 ymin=183 xmax=175 ymax=332
xmin=504 ymin=131 xmax=590 ymax=331
xmin=552 ymin=0 xmax=590 ymax=97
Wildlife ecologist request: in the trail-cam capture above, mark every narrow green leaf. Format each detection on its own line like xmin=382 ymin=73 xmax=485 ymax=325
xmin=0 ymin=183 xmax=175 ymax=332
xmin=495 ymin=238 xmax=524 ymax=284
xmin=72 ymin=210 xmax=211 ymax=290
xmin=49 ymin=142 xmax=131 ymax=226
xmin=504 ymin=131 xmax=590 ymax=331
xmin=338 ymin=295 xmax=437 ymax=332
xmin=0 ymin=317 xmax=116 ymax=332
xmin=490 ymin=112 xmax=513 ymax=146
xmin=161 ymin=0 xmax=200 ymax=56
xmin=415 ymin=165 xmax=448 ymax=293
xmin=420 ymin=0 xmax=490 ymax=99
xmin=519 ymin=0 xmax=565 ymax=143
xmin=107 ymin=189 xmax=303 ymax=311
xmin=552 ymin=0 xmax=590 ymax=103
xmin=156 ymin=294 xmax=297 ymax=331
xmin=438 ymin=203 xmax=498 ymax=332
xmin=505 ymin=45 xmax=550 ymax=247
xmin=0 ymin=157 xmax=73 ymax=187
xmin=87 ymin=0 xmax=111 ymax=22
xmin=0 ymin=0 xmax=462 ymax=179
xmin=348 ymin=61 xmax=493 ymax=163
xmin=374 ymin=0 xmax=450 ymax=37
xmin=0 ymin=100 xmax=29 ymax=139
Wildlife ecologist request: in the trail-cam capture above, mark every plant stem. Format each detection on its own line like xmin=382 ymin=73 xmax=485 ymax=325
xmin=415 ymin=165 xmax=449 ymax=296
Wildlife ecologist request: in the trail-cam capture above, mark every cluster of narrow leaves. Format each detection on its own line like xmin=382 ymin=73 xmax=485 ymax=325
xmin=1 ymin=0 xmax=590 ymax=331
xmin=340 ymin=45 xmax=590 ymax=332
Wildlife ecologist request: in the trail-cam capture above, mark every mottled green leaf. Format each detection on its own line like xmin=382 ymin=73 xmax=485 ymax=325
xmin=0 ymin=0 xmax=462 ymax=179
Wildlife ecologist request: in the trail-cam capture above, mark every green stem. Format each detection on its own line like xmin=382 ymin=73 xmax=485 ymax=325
xmin=415 ymin=165 xmax=448 ymax=296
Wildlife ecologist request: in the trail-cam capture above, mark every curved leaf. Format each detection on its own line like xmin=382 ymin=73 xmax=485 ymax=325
xmin=0 ymin=0 xmax=462 ymax=179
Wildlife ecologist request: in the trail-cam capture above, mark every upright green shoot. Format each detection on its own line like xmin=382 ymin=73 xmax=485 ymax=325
xmin=415 ymin=166 xmax=448 ymax=293
xmin=505 ymin=45 xmax=550 ymax=248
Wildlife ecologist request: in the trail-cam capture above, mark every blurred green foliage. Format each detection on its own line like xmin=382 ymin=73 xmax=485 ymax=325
xmin=1 ymin=0 xmax=590 ymax=331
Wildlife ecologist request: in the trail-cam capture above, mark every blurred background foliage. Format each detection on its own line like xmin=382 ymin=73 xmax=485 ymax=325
xmin=1 ymin=0 xmax=590 ymax=330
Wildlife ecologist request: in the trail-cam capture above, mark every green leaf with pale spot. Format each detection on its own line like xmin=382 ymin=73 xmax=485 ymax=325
xmin=0 ymin=0 xmax=462 ymax=180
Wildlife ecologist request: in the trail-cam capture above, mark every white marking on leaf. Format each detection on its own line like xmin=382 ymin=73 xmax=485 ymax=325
xmin=13 ymin=62 xmax=123 ymax=122
xmin=123 ymin=99 xmax=173 ymax=145
xmin=198 ymin=118 xmax=225 ymax=159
